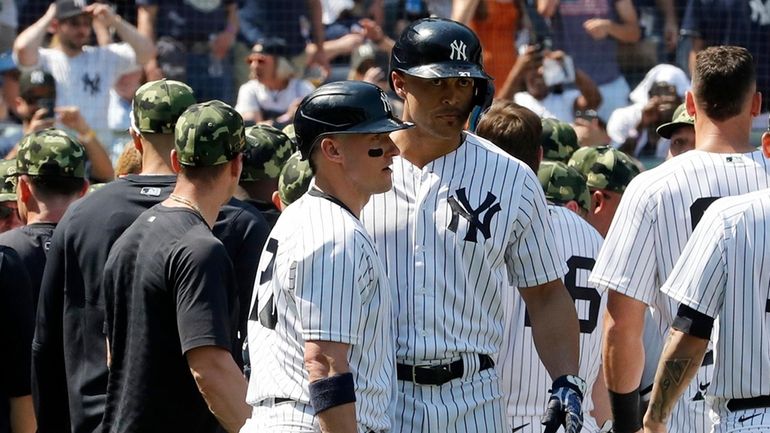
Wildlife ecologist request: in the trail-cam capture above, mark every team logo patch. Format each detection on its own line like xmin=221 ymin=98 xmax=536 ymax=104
xmin=447 ymin=188 xmax=500 ymax=242
xmin=449 ymin=39 xmax=467 ymax=61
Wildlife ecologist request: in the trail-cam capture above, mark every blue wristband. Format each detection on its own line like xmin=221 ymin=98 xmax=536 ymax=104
xmin=308 ymin=372 xmax=356 ymax=414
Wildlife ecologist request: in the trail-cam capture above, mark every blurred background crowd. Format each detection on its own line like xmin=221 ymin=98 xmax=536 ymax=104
xmin=0 ymin=0 xmax=767 ymax=180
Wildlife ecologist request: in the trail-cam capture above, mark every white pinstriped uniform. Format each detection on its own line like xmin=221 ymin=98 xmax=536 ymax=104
xmin=661 ymin=189 xmax=770 ymax=433
xmin=589 ymin=150 xmax=770 ymax=433
xmin=499 ymin=205 xmax=605 ymax=433
xmin=361 ymin=132 xmax=568 ymax=433
xmin=243 ymin=185 xmax=395 ymax=433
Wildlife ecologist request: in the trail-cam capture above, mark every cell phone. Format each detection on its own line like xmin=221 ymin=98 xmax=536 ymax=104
xmin=37 ymin=98 xmax=56 ymax=120
xmin=543 ymin=56 xmax=576 ymax=88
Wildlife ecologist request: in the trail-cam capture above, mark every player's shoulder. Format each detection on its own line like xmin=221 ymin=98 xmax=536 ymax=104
xmin=704 ymin=188 xmax=770 ymax=226
xmin=280 ymin=190 xmax=365 ymax=239
xmin=463 ymin=131 xmax=525 ymax=164
xmin=549 ymin=204 xmax=603 ymax=244
xmin=462 ymin=131 xmax=538 ymax=184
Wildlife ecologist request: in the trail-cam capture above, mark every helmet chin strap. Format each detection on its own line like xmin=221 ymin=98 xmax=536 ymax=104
xmin=469 ymin=81 xmax=495 ymax=132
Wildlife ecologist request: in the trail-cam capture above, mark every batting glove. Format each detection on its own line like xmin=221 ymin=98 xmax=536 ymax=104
xmin=542 ymin=374 xmax=587 ymax=433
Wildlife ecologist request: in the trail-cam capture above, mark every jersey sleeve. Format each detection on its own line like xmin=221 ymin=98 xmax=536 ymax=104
xmin=170 ymin=236 xmax=236 ymax=354
xmin=660 ymin=205 xmax=728 ymax=319
xmin=589 ymin=176 xmax=658 ymax=305
xmin=294 ymin=227 xmax=364 ymax=345
xmin=505 ymin=170 xmax=568 ymax=288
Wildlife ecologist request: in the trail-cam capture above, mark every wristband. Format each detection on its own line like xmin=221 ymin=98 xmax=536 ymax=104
xmin=608 ymin=388 xmax=642 ymax=433
xmin=308 ymin=372 xmax=356 ymax=414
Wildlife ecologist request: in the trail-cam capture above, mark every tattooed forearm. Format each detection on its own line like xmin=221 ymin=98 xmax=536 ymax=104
xmin=645 ymin=331 xmax=708 ymax=425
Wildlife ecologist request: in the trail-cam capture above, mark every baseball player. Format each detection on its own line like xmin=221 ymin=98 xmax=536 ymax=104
xmin=237 ymin=124 xmax=295 ymax=226
xmin=541 ymin=118 xmax=581 ymax=164
xmin=0 ymin=159 xmax=22 ymax=233
xmin=242 ymin=81 xmax=409 ymax=433
xmin=272 ymin=150 xmax=314 ymax=210
xmin=0 ymin=129 xmax=87 ymax=306
xmin=655 ymin=103 xmax=695 ymax=158
xmin=102 ymin=101 xmax=250 ymax=433
xmin=476 ymin=102 xmax=606 ymax=433
xmin=643 ymin=185 xmax=770 ymax=432
xmin=590 ymin=45 xmax=770 ymax=433
xmin=360 ymin=19 xmax=583 ymax=433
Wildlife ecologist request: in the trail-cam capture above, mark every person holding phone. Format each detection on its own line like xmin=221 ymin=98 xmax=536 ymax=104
xmin=9 ymin=69 xmax=113 ymax=182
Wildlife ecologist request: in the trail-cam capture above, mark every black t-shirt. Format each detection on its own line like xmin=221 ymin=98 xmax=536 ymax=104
xmin=34 ymin=175 xmax=269 ymax=433
xmin=102 ymin=205 xmax=237 ymax=433
xmin=0 ymin=247 xmax=34 ymax=433
xmin=0 ymin=222 xmax=56 ymax=307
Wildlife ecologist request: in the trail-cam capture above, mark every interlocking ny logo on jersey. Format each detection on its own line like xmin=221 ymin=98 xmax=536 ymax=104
xmin=447 ymin=188 xmax=501 ymax=242
xmin=449 ymin=39 xmax=467 ymax=61
xmin=81 ymin=73 xmax=101 ymax=95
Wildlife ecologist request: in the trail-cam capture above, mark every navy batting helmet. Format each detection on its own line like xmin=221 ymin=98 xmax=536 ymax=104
xmin=294 ymin=81 xmax=411 ymax=160
xmin=390 ymin=17 xmax=492 ymax=108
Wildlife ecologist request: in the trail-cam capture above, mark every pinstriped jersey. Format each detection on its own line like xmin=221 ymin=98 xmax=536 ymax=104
xmin=589 ymin=149 xmax=770 ymax=433
xmin=361 ymin=132 xmax=568 ymax=364
xmin=662 ymin=189 xmax=770 ymax=402
xmin=245 ymin=187 xmax=395 ymax=432
xmin=498 ymin=205 xmax=605 ymax=432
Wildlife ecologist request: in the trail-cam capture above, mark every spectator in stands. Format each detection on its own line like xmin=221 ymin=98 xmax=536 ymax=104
xmin=0 ymin=0 xmax=17 ymax=53
xmin=682 ymin=0 xmax=770 ymax=121
xmin=573 ymin=109 xmax=611 ymax=147
xmin=499 ymin=44 xmax=602 ymax=124
xmin=8 ymin=69 xmax=113 ymax=182
xmin=237 ymin=0 xmax=327 ymax=82
xmin=235 ymin=38 xmax=315 ymax=128
xmin=607 ymin=64 xmax=689 ymax=158
xmin=539 ymin=0 xmax=641 ymax=121
xmin=137 ymin=0 xmax=238 ymax=104
xmin=14 ymin=0 xmax=155 ymax=158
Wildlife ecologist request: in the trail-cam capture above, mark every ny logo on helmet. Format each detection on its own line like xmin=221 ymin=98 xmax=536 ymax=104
xmin=380 ymin=90 xmax=392 ymax=114
xmin=450 ymin=40 xmax=467 ymax=61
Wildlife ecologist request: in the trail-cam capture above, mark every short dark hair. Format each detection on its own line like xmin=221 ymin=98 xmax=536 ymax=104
xmin=29 ymin=175 xmax=85 ymax=200
xmin=692 ymin=46 xmax=756 ymax=121
xmin=475 ymin=101 xmax=543 ymax=172
xmin=179 ymin=163 xmax=229 ymax=185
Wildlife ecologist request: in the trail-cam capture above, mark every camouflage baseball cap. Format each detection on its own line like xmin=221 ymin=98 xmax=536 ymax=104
xmin=278 ymin=151 xmax=314 ymax=205
xmin=282 ymin=124 xmax=296 ymax=143
xmin=132 ymin=79 xmax=196 ymax=134
xmin=541 ymin=118 xmax=579 ymax=163
xmin=537 ymin=160 xmax=590 ymax=213
xmin=656 ymin=103 xmax=695 ymax=139
xmin=0 ymin=159 xmax=17 ymax=201
xmin=175 ymin=100 xmax=246 ymax=167
xmin=586 ymin=148 xmax=640 ymax=193
xmin=567 ymin=145 xmax=611 ymax=178
xmin=16 ymin=128 xmax=86 ymax=178
xmin=241 ymin=125 xmax=295 ymax=181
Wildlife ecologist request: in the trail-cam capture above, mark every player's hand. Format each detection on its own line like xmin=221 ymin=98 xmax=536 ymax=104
xmin=28 ymin=108 xmax=56 ymax=133
xmin=85 ymin=3 xmax=119 ymax=27
xmin=583 ymin=18 xmax=612 ymax=40
xmin=56 ymin=106 xmax=89 ymax=134
xmin=542 ymin=375 xmax=586 ymax=433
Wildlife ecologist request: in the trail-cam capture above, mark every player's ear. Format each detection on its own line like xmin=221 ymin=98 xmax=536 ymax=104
xmin=762 ymin=131 xmax=770 ymax=159
xmin=685 ymin=91 xmax=696 ymax=117
xmin=591 ymin=190 xmax=604 ymax=214
xmin=319 ymin=136 xmax=343 ymax=164
xmin=751 ymin=92 xmax=762 ymax=117
xmin=271 ymin=191 xmax=284 ymax=211
xmin=391 ymin=71 xmax=407 ymax=100
xmin=78 ymin=179 xmax=90 ymax=198
xmin=564 ymin=200 xmax=580 ymax=214
xmin=17 ymin=174 xmax=32 ymax=204
xmin=130 ymin=129 xmax=143 ymax=153
xmin=169 ymin=149 xmax=182 ymax=174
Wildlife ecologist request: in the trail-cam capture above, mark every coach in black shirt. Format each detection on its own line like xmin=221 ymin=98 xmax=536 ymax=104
xmin=102 ymin=100 xmax=250 ymax=433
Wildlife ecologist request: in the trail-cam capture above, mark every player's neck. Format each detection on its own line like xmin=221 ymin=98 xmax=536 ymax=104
xmin=165 ymin=182 xmax=225 ymax=228
xmin=695 ymin=117 xmax=756 ymax=154
xmin=313 ymin=174 xmax=366 ymax=218
xmin=392 ymin=128 xmax=463 ymax=169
